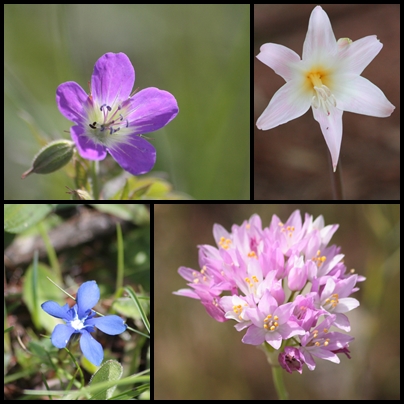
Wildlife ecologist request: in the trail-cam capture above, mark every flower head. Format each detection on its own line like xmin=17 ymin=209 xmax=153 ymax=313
xmin=174 ymin=210 xmax=365 ymax=373
xmin=56 ymin=52 xmax=179 ymax=175
xmin=41 ymin=280 xmax=127 ymax=366
xmin=256 ymin=6 xmax=395 ymax=171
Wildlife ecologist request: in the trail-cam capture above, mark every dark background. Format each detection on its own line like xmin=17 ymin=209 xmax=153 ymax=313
xmin=254 ymin=5 xmax=400 ymax=200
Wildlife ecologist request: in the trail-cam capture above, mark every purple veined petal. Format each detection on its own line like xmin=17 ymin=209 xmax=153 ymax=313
xmin=86 ymin=315 xmax=127 ymax=335
xmin=91 ymin=52 xmax=135 ymax=106
xmin=41 ymin=301 xmax=71 ymax=319
xmin=79 ymin=330 xmax=103 ymax=366
xmin=126 ymin=87 xmax=179 ymax=134
xmin=70 ymin=125 xmax=107 ymax=160
xmin=51 ymin=323 xmax=76 ymax=348
xmin=76 ymin=281 xmax=100 ymax=318
xmin=56 ymin=81 xmax=89 ymax=125
xmin=107 ymin=135 xmax=156 ymax=175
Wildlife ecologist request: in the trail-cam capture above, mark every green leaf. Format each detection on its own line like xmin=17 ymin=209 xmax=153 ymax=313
xmin=89 ymin=360 xmax=123 ymax=400
xmin=4 ymin=204 xmax=56 ymax=233
xmin=23 ymin=264 xmax=64 ymax=332
xmin=124 ymin=286 xmax=150 ymax=334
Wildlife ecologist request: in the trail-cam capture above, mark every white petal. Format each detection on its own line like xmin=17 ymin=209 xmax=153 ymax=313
xmin=303 ymin=6 xmax=337 ymax=61
xmin=256 ymin=80 xmax=311 ymax=130
xmin=337 ymin=35 xmax=383 ymax=75
xmin=336 ymin=75 xmax=395 ymax=117
xmin=312 ymin=106 xmax=343 ymax=171
xmin=256 ymin=43 xmax=300 ymax=82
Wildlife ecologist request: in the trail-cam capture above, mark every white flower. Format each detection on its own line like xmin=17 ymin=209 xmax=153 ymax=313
xmin=256 ymin=6 xmax=395 ymax=171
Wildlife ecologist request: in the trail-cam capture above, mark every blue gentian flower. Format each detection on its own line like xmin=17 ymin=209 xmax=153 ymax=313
xmin=41 ymin=280 xmax=127 ymax=366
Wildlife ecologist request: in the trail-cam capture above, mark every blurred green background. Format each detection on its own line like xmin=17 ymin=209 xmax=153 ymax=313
xmin=5 ymin=5 xmax=250 ymax=200
xmin=155 ymin=204 xmax=400 ymax=399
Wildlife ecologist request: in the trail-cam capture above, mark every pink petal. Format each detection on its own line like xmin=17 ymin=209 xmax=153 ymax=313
xmin=256 ymin=80 xmax=311 ymax=130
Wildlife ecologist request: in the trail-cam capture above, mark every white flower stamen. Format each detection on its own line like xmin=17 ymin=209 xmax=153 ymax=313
xmin=308 ymin=72 xmax=337 ymax=116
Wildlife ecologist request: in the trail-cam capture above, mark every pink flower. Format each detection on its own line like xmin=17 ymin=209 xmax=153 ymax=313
xmin=256 ymin=6 xmax=395 ymax=171
xmin=242 ymin=290 xmax=305 ymax=349
xmin=174 ymin=210 xmax=364 ymax=373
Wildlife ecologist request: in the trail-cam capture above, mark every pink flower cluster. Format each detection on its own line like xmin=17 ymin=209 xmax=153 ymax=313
xmin=174 ymin=210 xmax=364 ymax=373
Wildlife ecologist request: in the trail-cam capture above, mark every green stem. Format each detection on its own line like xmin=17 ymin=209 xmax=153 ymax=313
xmin=262 ymin=343 xmax=289 ymax=400
xmin=271 ymin=365 xmax=289 ymax=400
xmin=90 ymin=160 xmax=100 ymax=199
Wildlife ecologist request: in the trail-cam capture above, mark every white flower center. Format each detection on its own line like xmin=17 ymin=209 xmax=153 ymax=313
xmin=308 ymin=72 xmax=337 ymax=116
xmin=83 ymin=95 xmax=135 ymax=150
xmin=70 ymin=317 xmax=85 ymax=330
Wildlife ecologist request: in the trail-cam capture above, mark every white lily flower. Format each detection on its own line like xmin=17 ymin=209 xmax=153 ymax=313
xmin=256 ymin=6 xmax=395 ymax=171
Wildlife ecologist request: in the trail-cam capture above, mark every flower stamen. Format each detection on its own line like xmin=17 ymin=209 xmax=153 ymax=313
xmin=308 ymin=73 xmax=337 ymax=116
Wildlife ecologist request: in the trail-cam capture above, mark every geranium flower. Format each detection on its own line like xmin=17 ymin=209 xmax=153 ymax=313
xmin=41 ymin=280 xmax=127 ymax=366
xmin=256 ymin=6 xmax=395 ymax=171
xmin=56 ymin=52 xmax=178 ymax=175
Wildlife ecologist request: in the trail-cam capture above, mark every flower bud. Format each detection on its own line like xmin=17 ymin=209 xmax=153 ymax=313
xmin=21 ymin=140 xmax=75 ymax=179
xmin=65 ymin=187 xmax=93 ymax=200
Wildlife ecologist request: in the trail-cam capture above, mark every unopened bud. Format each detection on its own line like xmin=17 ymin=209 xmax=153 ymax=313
xmin=65 ymin=186 xmax=93 ymax=200
xmin=22 ymin=140 xmax=75 ymax=179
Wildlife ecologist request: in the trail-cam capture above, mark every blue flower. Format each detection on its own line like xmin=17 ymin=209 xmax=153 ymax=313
xmin=41 ymin=280 xmax=127 ymax=366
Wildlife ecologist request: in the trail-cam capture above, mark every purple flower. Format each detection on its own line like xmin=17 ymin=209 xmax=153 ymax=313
xmin=56 ymin=52 xmax=179 ymax=175
xmin=279 ymin=347 xmax=305 ymax=374
xmin=41 ymin=281 xmax=127 ymax=366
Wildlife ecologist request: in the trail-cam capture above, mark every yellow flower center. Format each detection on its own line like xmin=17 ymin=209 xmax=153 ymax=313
xmin=308 ymin=72 xmax=337 ymax=116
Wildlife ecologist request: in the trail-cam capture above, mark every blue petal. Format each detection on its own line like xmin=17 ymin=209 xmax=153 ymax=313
xmin=79 ymin=330 xmax=103 ymax=366
xmin=51 ymin=324 xmax=76 ymax=348
xmin=86 ymin=315 xmax=127 ymax=335
xmin=41 ymin=301 xmax=71 ymax=320
xmin=76 ymin=281 xmax=100 ymax=318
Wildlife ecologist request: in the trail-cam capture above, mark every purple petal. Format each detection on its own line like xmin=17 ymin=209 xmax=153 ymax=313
xmin=265 ymin=331 xmax=283 ymax=350
xmin=108 ymin=135 xmax=156 ymax=175
xmin=71 ymin=126 xmax=107 ymax=160
xmin=51 ymin=324 xmax=76 ymax=348
xmin=241 ymin=325 xmax=266 ymax=345
xmin=126 ymin=87 xmax=179 ymax=134
xmin=91 ymin=52 xmax=135 ymax=106
xmin=79 ymin=330 xmax=103 ymax=366
xmin=86 ymin=315 xmax=127 ymax=335
xmin=56 ymin=82 xmax=89 ymax=125
xmin=76 ymin=281 xmax=100 ymax=318
xmin=41 ymin=301 xmax=71 ymax=319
